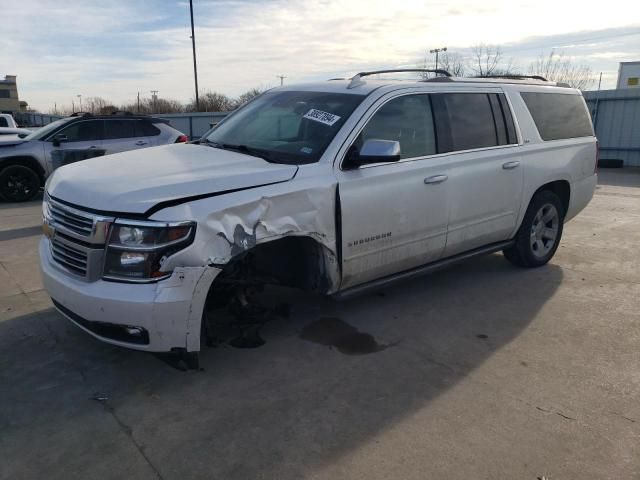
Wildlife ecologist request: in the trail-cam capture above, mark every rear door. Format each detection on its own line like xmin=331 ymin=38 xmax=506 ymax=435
xmin=434 ymin=91 xmax=523 ymax=257
xmin=102 ymin=119 xmax=158 ymax=154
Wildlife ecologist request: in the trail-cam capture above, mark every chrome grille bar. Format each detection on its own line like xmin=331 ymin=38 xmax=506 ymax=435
xmin=51 ymin=236 xmax=88 ymax=275
xmin=44 ymin=194 xmax=113 ymax=282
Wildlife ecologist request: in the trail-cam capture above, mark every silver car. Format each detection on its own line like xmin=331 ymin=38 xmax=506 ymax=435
xmin=0 ymin=112 xmax=188 ymax=202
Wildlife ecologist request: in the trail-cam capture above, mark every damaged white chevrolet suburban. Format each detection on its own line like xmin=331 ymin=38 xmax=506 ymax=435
xmin=40 ymin=70 xmax=597 ymax=367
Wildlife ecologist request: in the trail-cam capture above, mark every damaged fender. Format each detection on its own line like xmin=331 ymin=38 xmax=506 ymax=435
xmin=152 ymin=179 xmax=341 ymax=296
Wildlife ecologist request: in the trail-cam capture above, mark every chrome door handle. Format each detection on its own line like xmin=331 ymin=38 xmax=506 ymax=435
xmin=424 ymin=174 xmax=448 ymax=184
xmin=135 ymin=141 xmax=148 ymax=146
xmin=502 ymin=160 xmax=521 ymax=170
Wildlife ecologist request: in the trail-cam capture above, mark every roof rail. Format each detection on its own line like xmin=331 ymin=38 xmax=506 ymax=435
xmin=476 ymin=74 xmax=548 ymax=81
xmin=70 ymin=111 xmax=92 ymax=117
xmin=348 ymin=68 xmax=451 ymax=89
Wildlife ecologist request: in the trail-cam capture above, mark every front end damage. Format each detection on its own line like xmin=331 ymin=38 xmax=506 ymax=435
xmin=154 ymin=181 xmax=341 ymax=354
xmin=41 ymin=179 xmax=340 ymax=365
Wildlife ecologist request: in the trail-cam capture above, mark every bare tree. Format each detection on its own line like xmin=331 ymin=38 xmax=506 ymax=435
xmin=438 ymin=51 xmax=466 ymax=77
xmin=120 ymin=97 xmax=184 ymax=114
xmin=470 ymin=44 xmax=518 ymax=77
xmin=232 ymin=88 xmax=266 ymax=109
xmin=529 ymin=50 xmax=595 ymax=89
xmin=187 ymin=91 xmax=234 ymax=112
xmin=82 ymin=96 xmax=111 ymax=114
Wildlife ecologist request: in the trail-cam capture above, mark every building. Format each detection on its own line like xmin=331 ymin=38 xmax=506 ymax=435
xmin=616 ymin=61 xmax=640 ymax=89
xmin=0 ymin=75 xmax=20 ymax=114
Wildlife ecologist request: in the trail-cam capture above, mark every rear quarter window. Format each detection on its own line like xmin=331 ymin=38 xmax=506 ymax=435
xmin=521 ymin=92 xmax=594 ymax=141
xmin=137 ymin=121 xmax=161 ymax=137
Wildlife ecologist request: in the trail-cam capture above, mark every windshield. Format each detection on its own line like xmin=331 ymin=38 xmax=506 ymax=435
xmin=23 ymin=118 xmax=74 ymax=141
xmin=204 ymin=90 xmax=365 ymax=164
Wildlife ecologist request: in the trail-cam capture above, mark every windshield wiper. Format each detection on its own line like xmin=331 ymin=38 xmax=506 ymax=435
xmin=202 ymin=140 xmax=274 ymax=163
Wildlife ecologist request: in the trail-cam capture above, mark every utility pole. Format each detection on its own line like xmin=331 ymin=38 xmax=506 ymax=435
xmin=150 ymin=90 xmax=158 ymax=113
xmin=429 ymin=47 xmax=447 ymax=72
xmin=598 ymin=71 xmax=603 ymax=90
xmin=77 ymin=94 xmax=82 ymax=111
xmin=276 ymin=74 xmax=287 ymax=86
xmin=189 ymin=0 xmax=200 ymax=110
xmin=72 ymin=99 xmax=75 ymax=113
xmin=137 ymin=92 xmax=140 ymax=113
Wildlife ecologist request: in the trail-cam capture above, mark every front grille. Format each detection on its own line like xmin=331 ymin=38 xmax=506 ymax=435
xmin=45 ymin=195 xmax=114 ymax=281
xmin=49 ymin=202 xmax=93 ymax=237
xmin=51 ymin=236 xmax=88 ymax=276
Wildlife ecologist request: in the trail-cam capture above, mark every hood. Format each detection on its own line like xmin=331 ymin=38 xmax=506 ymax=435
xmin=0 ymin=138 xmax=27 ymax=147
xmin=47 ymin=144 xmax=298 ymax=215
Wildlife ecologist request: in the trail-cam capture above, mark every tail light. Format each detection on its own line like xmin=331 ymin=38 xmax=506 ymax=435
xmin=175 ymin=134 xmax=189 ymax=143
xmin=594 ymin=140 xmax=599 ymax=173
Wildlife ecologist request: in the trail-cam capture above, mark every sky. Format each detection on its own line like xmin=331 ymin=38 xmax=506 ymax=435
xmin=2 ymin=0 xmax=639 ymax=112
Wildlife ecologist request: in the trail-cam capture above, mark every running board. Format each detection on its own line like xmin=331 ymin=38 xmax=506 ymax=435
xmin=333 ymin=240 xmax=514 ymax=301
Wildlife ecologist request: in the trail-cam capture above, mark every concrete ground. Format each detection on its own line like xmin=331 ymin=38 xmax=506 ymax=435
xmin=1 ymin=169 xmax=639 ymax=480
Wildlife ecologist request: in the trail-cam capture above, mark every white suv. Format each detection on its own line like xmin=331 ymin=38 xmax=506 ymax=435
xmin=0 ymin=112 xmax=188 ymax=202
xmin=39 ymin=70 xmax=597 ymax=367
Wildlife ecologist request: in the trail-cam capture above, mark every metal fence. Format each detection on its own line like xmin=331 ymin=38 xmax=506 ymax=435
xmin=584 ymin=89 xmax=640 ymax=167
xmin=14 ymin=111 xmax=230 ymax=139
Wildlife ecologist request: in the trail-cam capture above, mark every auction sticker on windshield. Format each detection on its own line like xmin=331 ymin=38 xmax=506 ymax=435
xmin=303 ymin=109 xmax=341 ymax=126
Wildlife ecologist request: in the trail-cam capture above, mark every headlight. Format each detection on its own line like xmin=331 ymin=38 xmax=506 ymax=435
xmin=103 ymin=220 xmax=196 ymax=282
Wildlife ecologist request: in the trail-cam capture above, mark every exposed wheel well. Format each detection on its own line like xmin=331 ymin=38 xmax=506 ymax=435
xmin=205 ymin=236 xmax=337 ymax=310
xmin=535 ymin=180 xmax=570 ymax=216
xmin=0 ymin=156 xmax=46 ymax=186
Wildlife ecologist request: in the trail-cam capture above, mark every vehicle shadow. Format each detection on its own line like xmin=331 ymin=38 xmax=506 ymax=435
xmin=0 ymin=253 xmax=563 ymax=480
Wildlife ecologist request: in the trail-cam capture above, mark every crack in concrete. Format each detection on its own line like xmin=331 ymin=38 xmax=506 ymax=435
xmin=27 ymin=298 xmax=164 ymax=480
xmin=95 ymin=400 xmax=165 ymax=480
xmin=535 ymin=405 xmax=576 ymax=421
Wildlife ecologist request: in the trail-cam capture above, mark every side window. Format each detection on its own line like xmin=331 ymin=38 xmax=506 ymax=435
xmin=136 ymin=121 xmax=161 ymax=137
xmin=431 ymin=93 xmax=499 ymax=152
xmin=0 ymin=117 xmax=7 ymax=127
xmin=57 ymin=120 xmax=104 ymax=142
xmin=521 ymin=92 xmax=594 ymax=141
xmin=104 ymin=120 xmax=138 ymax=140
xmin=356 ymin=94 xmax=436 ymax=159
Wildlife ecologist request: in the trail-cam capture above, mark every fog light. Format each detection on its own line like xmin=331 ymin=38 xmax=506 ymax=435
xmin=125 ymin=326 xmax=143 ymax=336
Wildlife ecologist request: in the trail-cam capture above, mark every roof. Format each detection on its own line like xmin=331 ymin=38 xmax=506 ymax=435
xmin=274 ymin=69 xmax=573 ymax=95
xmin=276 ymin=76 xmax=573 ymax=96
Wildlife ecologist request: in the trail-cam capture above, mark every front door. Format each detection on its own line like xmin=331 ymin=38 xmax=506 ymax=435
xmin=46 ymin=119 xmax=105 ymax=170
xmin=337 ymin=93 xmax=450 ymax=289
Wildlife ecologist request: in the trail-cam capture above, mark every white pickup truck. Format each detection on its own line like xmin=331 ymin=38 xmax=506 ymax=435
xmin=40 ymin=70 xmax=597 ymax=367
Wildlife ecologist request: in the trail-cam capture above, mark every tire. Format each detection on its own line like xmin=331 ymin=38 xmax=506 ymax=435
xmin=0 ymin=164 xmax=41 ymax=202
xmin=503 ymin=190 xmax=565 ymax=268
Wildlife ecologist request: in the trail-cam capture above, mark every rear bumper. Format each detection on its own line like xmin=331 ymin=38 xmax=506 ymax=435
xmin=566 ymin=174 xmax=597 ymax=222
xmin=39 ymin=237 xmax=219 ymax=352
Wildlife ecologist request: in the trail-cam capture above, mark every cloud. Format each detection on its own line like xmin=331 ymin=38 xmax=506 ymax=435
xmin=1 ymin=0 xmax=639 ymax=111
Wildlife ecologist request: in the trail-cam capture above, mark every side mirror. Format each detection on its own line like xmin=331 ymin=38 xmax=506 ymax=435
xmin=52 ymin=134 xmax=68 ymax=147
xmin=345 ymin=139 xmax=401 ymax=169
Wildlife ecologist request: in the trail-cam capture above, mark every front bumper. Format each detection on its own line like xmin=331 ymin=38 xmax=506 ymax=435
xmin=39 ymin=237 xmax=218 ymax=352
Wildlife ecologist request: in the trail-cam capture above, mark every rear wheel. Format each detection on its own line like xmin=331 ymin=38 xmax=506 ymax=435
xmin=0 ymin=164 xmax=40 ymax=202
xmin=503 ymin=190 xmax=564 ymax=268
